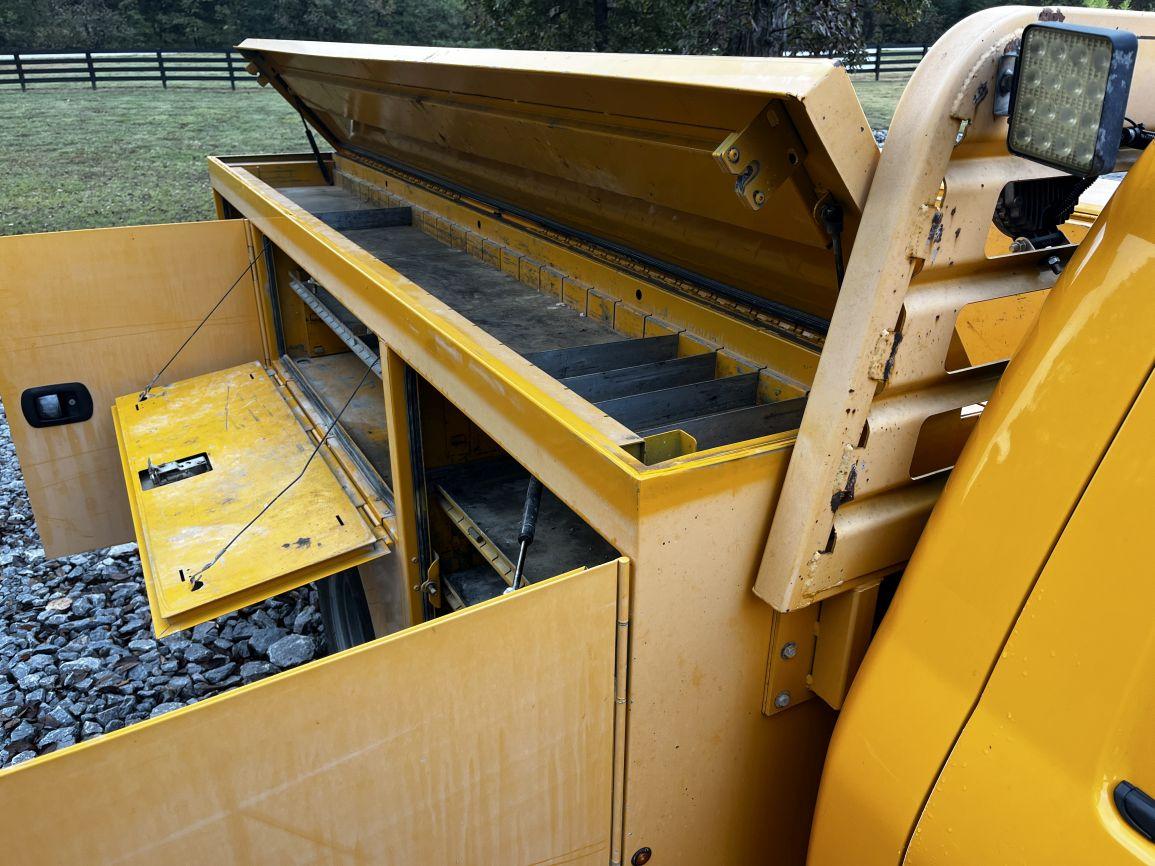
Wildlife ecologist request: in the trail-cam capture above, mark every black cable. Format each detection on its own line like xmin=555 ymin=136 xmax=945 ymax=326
xmin=188 ymin=362 xmax=374 ymax=590
xmin=820 ymin=200 xmax=846 ymax=288
xmin=138 ymin=238 xmax=269 ymax=401
xmin=1121 ymin=118 xmax=1154 ymax=151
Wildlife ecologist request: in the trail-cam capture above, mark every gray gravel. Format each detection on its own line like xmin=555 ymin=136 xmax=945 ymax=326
xmin=0 ymin=398 xmax=326 ymax=768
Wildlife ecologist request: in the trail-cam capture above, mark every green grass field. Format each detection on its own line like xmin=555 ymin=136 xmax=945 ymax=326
xmin=0 ymin=78 xmax=907 ymax=237
xmin=0 ymin=88 xmax=303 ymax=236
xmin=851 ymin=76 xmax=908 ymax=130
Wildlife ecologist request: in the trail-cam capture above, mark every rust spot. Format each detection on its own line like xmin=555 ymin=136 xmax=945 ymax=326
xmin=929 ymin=211 xmax=944 ymax=240
xmin=830 ymin=464 xmax=858 ymax=513
xmin=973 ymin=80 xmax=989 ymax=107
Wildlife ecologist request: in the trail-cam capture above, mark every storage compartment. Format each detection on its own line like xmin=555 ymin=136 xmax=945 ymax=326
xmin=377 ymin=365 xmax=623 ymax=611
xmin=271 ymin=182 xmax=808 ymax=459
xmin=260 ymin=238 xmax=632 ymax=611
xmin=432 ymin=457 xmax=620 ymax=609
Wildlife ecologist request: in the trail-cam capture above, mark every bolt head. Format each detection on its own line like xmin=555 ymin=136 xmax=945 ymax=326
xmin=726 ymin=146 xmax=740 ymax=163
xmin=780 ymin=641 xmax=798 ymax=660
xmin=774 ymin=690 xmax=791 ymax=709
xmin=631 ymin=847 xmax=653 ymax=866
xmin=753 ymin=190 xmax=766 ymax=206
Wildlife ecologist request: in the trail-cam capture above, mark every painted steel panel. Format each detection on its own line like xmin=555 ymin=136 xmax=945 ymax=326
xmin=809 ymin=138 xmax=1155 ymax=866
xmin=237 ymin=40 xmax=879 ymax=321
xmin=0 ymin=220 xmax=264 ymax=557
xmin=113 ymin=361 xmax=389 ymax=636
xmin=907 ymin=372 xmax=1155 ymax=864
xmin=0 ymin=560 xmax=624 ymax=865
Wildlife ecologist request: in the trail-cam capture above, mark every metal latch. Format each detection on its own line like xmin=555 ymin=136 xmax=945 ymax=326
xmin=139 ymin=453 xmax=213 ymax=490
xmin=713 ymin=101 xmax=807 ymax=211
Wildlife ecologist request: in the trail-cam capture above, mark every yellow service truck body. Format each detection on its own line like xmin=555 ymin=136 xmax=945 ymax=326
xmin=0 ymin=6 xmax=1153 ymax=864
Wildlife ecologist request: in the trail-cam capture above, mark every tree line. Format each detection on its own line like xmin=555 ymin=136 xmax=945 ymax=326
xmin=1 ymin=0 xmax=1144 ymax=58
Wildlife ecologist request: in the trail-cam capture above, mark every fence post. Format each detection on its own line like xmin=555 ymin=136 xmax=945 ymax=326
xmin=874 ymin=44 xmax=882 ymax=81
xmin=14 ymin=52 xmax=26 ymax=91
xmin=226 ymin=50 xmax=236 ymax=89
xmin=85 ymin=51 xmax=96 ymax=89
xmin=157 ymin=50 xmax=167 ymax=88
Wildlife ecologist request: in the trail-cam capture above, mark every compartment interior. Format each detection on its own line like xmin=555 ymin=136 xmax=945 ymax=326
xmin=259 ymin=173 xmax=815 ymax=610
xmin=273 ymin=181 xmax=807 ymax=460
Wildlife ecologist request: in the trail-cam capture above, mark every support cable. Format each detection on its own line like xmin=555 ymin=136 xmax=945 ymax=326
xmin=187 ymin=363 xmax=374 ymax=590
xmin=138 ymin=237 xmax=269 ymax=402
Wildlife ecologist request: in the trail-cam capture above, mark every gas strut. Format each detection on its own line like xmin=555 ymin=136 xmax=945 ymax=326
xmin=507 ymin=477 xmax=544 ymax=592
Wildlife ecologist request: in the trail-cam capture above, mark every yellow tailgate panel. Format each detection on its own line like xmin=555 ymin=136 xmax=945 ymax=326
xmin=114 ymin=361 xmax=388 ymax=635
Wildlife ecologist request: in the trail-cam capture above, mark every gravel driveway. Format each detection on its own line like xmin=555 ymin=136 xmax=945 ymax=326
xmin=0 ymin=399 xmax=326 ymax=768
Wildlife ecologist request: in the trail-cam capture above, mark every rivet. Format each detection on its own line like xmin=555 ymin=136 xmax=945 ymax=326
xmin=726 ymin=147 xmax=740 ymax=163
xmin=780 ymin=641 xmax=797 ymax=660
xmin=753 ymin=190 xmax=766 ymax=206
xmin=631 ymin=847 xmax=653 ymax=865
xmin=774 ymin=690 xmax=791 ymax=709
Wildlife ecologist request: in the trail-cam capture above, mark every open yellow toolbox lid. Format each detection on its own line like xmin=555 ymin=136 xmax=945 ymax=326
xmin=114 ymin=361 xmax=391 ymax=636
xmin=237 ymin=40 xmax=879 ymax=326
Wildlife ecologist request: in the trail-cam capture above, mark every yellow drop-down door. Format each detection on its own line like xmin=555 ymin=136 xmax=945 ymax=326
xmin=114 ymin=361 xmax=390 ymax=636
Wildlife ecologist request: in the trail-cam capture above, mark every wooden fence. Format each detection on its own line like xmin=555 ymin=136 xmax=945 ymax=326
xmin=0 ymin=44 xmax=929 ymax=91
xmin=0 ymin=50 xmax=250 ymax=89
xmin=853 ymin=44 xmax=928 ymax=79
xmin=804 ymin=44 xmax=929 ymax=79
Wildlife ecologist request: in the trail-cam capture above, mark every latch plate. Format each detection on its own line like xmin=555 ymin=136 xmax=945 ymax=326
xmin=139 ymin=453 xmax=212 ymax=490
xmin=713 ymin=101 xmax=808 ymax=212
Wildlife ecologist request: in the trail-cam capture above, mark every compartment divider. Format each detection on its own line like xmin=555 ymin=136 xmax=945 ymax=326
xmin=523 ymin=334 xmax=679 ymax=378
xmin=560 ymin=352 xmax=717 ymax=402
xmin=316 ymin=206 xmax=412 ymax=231
xmin=595 ymin=373 xmax=759 ymax=431
xmin=639 ymin=395 xmax=809 ymax=450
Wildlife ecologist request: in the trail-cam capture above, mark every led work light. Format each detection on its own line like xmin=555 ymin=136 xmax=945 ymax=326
xmin=1008 ymin=22 xmax=1138 ymax=177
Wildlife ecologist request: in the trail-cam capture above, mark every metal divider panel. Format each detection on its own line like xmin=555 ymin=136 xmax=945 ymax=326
xmin=524 ymin=335 xmax=679 ymax=379
xmin=640 ymin=395 xmax=808 ymax=449
xmin=595 ymin=372 xmax=758 ymax=430
xmin=560 ymin=353 xmax=717 ymax=402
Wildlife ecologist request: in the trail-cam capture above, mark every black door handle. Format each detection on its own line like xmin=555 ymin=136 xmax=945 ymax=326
xmin=1115 ymin=781 xmax=1155 ymax=842
xmin=20 ymin=382 xmax=93 ymax=428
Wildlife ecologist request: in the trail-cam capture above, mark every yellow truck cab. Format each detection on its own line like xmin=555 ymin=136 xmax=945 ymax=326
xmin=0 ymin=6 xmax=1153 ymax=864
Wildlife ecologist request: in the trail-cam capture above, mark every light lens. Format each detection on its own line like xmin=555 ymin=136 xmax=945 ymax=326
xmin=1007 ymin=23 xmax=1137 ymax=177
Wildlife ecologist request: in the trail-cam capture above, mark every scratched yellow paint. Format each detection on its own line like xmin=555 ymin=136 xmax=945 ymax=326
xmin=113 ymin=361 xmax=387 ymax=636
